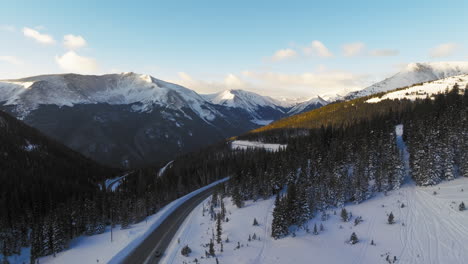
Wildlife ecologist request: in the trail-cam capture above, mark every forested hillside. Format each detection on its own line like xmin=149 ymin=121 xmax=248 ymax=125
xmin=0 ymin=110 xmax=119 ymax=261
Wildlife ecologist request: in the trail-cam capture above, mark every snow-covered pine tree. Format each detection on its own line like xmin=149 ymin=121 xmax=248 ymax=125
xmin=271 ymin=194 xmax=288 ymax=239
xmin=216 ymin=213 xmax=222 ymax=244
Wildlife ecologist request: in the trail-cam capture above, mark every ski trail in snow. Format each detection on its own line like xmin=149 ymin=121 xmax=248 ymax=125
xmin=397 ymin=183 xmax=468 ymax=264
xmin=251 ymin=199 xmax=275 ymax=264
xmin=352 ymin=209 xmax=376 ymax=264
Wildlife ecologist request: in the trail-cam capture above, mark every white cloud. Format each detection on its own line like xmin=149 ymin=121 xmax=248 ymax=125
xmin=242 ymin=70 xmax=366 ymax=95
xmin=64 ymin=34 xmax=87 ymax=50
xmin=270 ymin=48 xmax=297 ymax=61
xmin=55 ymin=51 xmax=98 ymax=74
xmin=304 ymin=41 xmax=333 ymax=57
xmin=369 ymin=49 xmax=399 ymax=57
xmin=173 ymin=69 xmax=369 ymax=98
xmin=430 ymin=43 xmax=459 ymax=58
xmin=342 ymin=42 xmax=365 ymax=57
xmin=23 ymin=27 xmax=55 ymax=44
xmin=0 ymin=56 xmax=23 ymax=65
xmin=0 ymin=25 xmax=15 ymax=32
xmin=175 ymin=72 xmax=249 ymax=94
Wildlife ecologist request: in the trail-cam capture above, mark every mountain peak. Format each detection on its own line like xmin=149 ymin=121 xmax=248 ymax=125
xmin=346 ymin=61 xmax=468 ymax=100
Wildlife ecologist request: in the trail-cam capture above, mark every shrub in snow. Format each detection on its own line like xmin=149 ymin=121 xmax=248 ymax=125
xmin=181 ymin=245 xmax=192 ymax=257
xmin=354 ymin=216 xmax=363 ymax=226
xmin=460 ymin=202 xmax=466 ymax=211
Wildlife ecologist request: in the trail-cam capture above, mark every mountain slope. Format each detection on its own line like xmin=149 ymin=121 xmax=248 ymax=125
xmin=0 ymin=73 xmax=329 ymax=167
xmin=249 ymin=73 xmax=467 ymax=134
xmin=203 ymin=89 xmax=288 ymax=124
xmin=0 ymin=110 xmax=118 ymax=259
xmin=346 ymin=61 xmax=468 ymax=100
xmin=0 ymin=73 xmax=258 ymax=167
xmin=287 ymin=96 xmax=328 ymax=115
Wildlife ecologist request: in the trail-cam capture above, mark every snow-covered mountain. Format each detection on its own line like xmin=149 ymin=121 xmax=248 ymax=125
xmin=346 ymin=61 xmax=468 ymax=100
xmin=0 ymin=73 xmax=328 ymax=168
xmin=0 ymin=72 xmax=219 ymax=121
xmin=202 ymin=89 xmax=288 ymax=124
xmin=367 ymin=74 xmax=468 ymax=103
xmin=203 ymin=89 xmax=327 ymax=124
xmin=0 ymin=73 xmax=263 ymax=167
xmin=287 ymin=96 xmax=328 ymax=115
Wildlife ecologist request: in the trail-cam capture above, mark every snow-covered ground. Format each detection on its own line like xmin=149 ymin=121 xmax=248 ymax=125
xmin=347 ymin=62 xmax=468 ymax=99
xmin=158 ymin=160 xmax=174 ymax=177
xmin=163 ymin=177 xmax=468 ymax=264
xmin=231 ymin=140 xmax=287 ymax=152
xmin=366 ymin=74 xmax=467 ymax=103
xmin=13 ymin=178 xmax=229 ymax=264
xmin=104 ymin=172 xmax=131 ymax=192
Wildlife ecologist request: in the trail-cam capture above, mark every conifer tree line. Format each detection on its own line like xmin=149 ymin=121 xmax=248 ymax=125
xmin=1 ymin=85 xmax=466 ymax=261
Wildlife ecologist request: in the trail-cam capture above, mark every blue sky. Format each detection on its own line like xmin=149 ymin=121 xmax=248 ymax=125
xmin=1 ymin=0 xmax=467 ymax=98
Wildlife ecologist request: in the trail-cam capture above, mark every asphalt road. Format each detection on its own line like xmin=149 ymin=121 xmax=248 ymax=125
xmin=121 ymin=185 xmax=217 ymax=264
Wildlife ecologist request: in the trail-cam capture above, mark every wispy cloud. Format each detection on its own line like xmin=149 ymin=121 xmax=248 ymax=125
xmin=369 ymin=49 xmax=399 ymax=57
xmin=55 ymin=51 xmax=98 ymax=74
xmin=0 ymin=56 xmax=23 ymax=65
xmin=304 ymin=41 xmax=333 ymax=57
xmin=64 ymin=34 xmax=87 ymax=50
xmin=342 ymin=42 xmax=365 ymax=57
xmin=270 ymin=48 xmax=298 ymax=61
xmin=430 ymin=43 xmax=460 ymax=58
xmin=0 ymin=25 xmax=15 ymax=32
xmin=23 ymin=27 xmax=55 ymax=44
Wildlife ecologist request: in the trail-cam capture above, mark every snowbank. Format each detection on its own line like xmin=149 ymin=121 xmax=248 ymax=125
xmin=36 ymin=177 xmax=228 ymax=264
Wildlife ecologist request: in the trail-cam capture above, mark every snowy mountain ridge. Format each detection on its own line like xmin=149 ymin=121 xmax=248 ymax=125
xmin=346 ymin=61 xmax=468 ymax=100
xmin=367 ymin=74 xmax=468 ymax=103
xmin=287 ymin=96 xmax=328 ymax=115
xmin=202 ymin=89 xmax=286 ymax=115
xmin=0 ymin=73 xmax=219 ymax=121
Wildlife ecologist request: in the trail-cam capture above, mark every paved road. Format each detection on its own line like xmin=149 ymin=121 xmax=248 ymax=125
xmin=121 ymin=185 xmax=217 ymax=264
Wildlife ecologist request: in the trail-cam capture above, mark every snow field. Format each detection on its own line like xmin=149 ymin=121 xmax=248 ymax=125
xmin=164 ymin=177 xmax=468 ymax=264
xmin=366 ymin=74 xmax=467 ymax=103
xmin=231 ymin=140 xmax=287 ymax=152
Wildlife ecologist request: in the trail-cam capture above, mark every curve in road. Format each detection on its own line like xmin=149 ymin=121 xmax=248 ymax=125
xmin=121 ymin=184 xmax=219 ymax=264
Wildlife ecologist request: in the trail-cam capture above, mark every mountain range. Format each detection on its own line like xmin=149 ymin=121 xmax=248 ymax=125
xmin=1 ymin=61 xmax=467 ymax=168
xmin=0 ymin=73 xmax=326 ymax=167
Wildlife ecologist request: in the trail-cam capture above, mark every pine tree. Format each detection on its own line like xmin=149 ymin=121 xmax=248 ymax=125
xmin=388 ymin=212 xmax=395 ymax=224
xmin=209 ymin=239 xmax=215 ymax=257
xmin=253 ymin=218 xmax=259 ymax=226
xmin=459 ymin=202 xmax=466 ymax=211
xmin=349 ymin=232 xmax=358 ymax=244
xmin=313 ymin=223 xmax=318 ymax=235
xmin=271 ymin=193 xmax=288 ymax=239
xmin=340 ymin=208 xmax=348 ymax=222
xmin=216 ymin=214 xmax=222 ymax=244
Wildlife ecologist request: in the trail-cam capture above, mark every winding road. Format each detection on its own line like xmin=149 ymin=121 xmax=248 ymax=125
xmin=121 ymin=185 xmax=218 ymax=264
